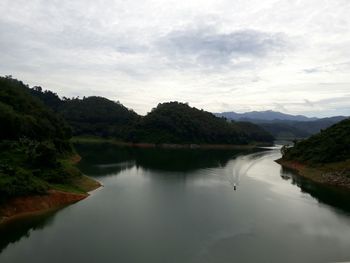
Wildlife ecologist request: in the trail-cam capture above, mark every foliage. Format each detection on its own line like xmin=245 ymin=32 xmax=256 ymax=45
xmin=0 ymin=76 xmax=77 ymax=198
xmin=259 ymin=118 xmax=346 ymax=140
xmin=0 ymin=76 xmax=71 ymax=141
xmin=30 ymin=88 xmax=273 ymax=145
xmin=29 ymin=87 xmax=140 ymax=139
xmin=282 ymin=118 xmax=350 ymax=164
xmin=128 ymin=102 xmax=274 ymax=144
xmin=29 ymin=86 xmax=63 ymax=111
xmin=259 ymin=122 xmax=310 ymax=140
xmin=58 ymin=96 xmax=140 ymax=138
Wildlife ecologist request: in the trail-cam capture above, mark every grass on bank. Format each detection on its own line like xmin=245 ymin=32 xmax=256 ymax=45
xmin=0 ymin=139 xmax=100 ymax=201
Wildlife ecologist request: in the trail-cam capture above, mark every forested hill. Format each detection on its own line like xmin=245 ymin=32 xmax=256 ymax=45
xmin=282 ymin=118 xmax=350 ymax=164
xmin=0 ymin=77 xmax=71 ymax=142
xmin=30 ymin=87 xmax=140 ymax=138
xmin=129 ymin=102 xmax=274 ymax=144
xmin=0 ymin=76 xmax=78 ymax=198
xmin=58 ymin=96 xmax=140 ymax=138
xmin=7 ymin=76 xmax=273 ymax=145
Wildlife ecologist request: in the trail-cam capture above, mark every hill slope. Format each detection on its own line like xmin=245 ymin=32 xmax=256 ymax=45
xmin=0 ymin=78 xmax=71 ymax=142
xmin=59 ymin=96 xmax=140 ymax=138
xmin=281 ymin=118 xmax=350 ymax=164
xmin=216 ymin=110 xmax=347 ymax=140
xmin=278 ymin=118 xmax=350 ymax=189
xmin=259 ymin=117 xmax=347 ymax=140
xmin=0 ymin=76 xmax=97 ymax=199
xmin=31 ymin=88 xmax=273 ymax=145
xmin=129 ymin=102 xmax=274 ymax=144
xmin=29 ymin=88 xmax=140 ymax=138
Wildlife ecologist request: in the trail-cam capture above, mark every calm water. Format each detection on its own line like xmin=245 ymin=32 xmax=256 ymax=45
xmin=1 ymin=144 xmax=350 ymax=263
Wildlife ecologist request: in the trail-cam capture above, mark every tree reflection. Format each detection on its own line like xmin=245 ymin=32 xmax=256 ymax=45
xmin=280 ymin=166 xmax=350 ymax=214
xmin=0 ymin=210 xmax=59 ymax=253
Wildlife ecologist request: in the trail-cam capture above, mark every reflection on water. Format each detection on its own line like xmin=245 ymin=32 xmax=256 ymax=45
xmin=1 ymin=144 xmax=350 ymax=263
xmin=75 ymin=143 xmax=260 ymax=175
xmin=280 ymin=166 xmax=350 ymax=214
xmin=0 ymin=210 xmax=59 ymax=253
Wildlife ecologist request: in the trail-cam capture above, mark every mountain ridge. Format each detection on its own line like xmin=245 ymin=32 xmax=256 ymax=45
xmin=215 ymin=110 xmax=348 ymax=140
xmin=216 ymin=110 xmax=323 ymax=122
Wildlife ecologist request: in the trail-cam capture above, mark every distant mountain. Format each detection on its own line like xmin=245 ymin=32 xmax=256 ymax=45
xmin=216 ymin=110 xmax=318 ymax=122
xmin=215 ymin=110 xmax=348 ymax=140
xmin=259 ymin=116 xmax=348 ymax=140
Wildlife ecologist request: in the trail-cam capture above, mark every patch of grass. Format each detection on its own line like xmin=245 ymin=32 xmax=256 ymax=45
xmin=69 ymin=175 xmax=101 ymax=192
xmin=0 ymin=140 xmax=100 ymax=199
xmin=71 ymin=136 xmax=115 ymax=144
xmin=50 ymin=183 xmax=86 ymax=194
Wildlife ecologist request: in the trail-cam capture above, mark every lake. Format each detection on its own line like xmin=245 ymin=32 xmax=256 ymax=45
xmin=1 ymin=143 xmax=350 ymax=263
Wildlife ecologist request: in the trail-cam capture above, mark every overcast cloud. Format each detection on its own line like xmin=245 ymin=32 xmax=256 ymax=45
xmin=0 ymin=0 xmax=349 ymax=116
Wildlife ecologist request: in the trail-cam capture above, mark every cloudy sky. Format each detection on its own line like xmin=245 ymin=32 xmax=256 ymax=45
xmin=1 ymin=0 xmax=349 ymax=116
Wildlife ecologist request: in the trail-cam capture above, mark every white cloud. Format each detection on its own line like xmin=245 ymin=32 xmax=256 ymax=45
xmin=0 ymin=0 xmax=349 ymax=116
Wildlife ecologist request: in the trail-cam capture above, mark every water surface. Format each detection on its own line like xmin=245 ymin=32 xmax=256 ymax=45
xmin=1 ymin=144 xmax=350 ymax=263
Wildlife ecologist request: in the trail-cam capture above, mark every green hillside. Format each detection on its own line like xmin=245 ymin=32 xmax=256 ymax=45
xmin=30 ymin=87 xmax=273 ymax=145
xmin=0 ymin=76 xmax=92 ymax=199
xmin=129 ymin=102 xmax=274 ymax=144
xmin=59 ymin=96 xmax=140 ymax=138
xmin=29 ymin=87 xmax=140 ymax=139
xmin=282 ymin=118 xmax=350 ymax=164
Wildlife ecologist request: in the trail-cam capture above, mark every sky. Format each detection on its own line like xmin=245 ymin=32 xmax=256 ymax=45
xmin=0 ymin=0 xmax=350 ymax=117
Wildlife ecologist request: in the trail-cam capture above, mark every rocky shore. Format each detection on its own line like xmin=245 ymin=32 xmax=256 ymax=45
xmin=276 ymin=159 xmax=350 ymax=190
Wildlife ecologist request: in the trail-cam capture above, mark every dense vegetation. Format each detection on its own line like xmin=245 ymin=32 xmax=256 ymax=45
xmin=282 ymin=118 xmax=350 ymax=164
xmin=259 ymin=122 xmax=309 ymax=139
xmin=259 ymin=117 xmax=346 ymax=140
xmin=59 ymin=97 xmax=139 ymax=138
xmin=30 ymin=87 xmax=139 ymax=138
xmin=30 ymin=87 xmax=273 ymax=145
xmin=0 ymin=76 xmax=79 ymax=199
xmin=128 ymin=102 xmax=273 ymax=144
xmin=0 ymin=76 xmax=275 ymax=199
xmin=0 ymin=78 xmax=71 ymax=143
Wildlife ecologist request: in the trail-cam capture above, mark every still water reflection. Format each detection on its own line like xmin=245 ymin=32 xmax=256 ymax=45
xmin=1 ymin=144 xmax=350 ymax=263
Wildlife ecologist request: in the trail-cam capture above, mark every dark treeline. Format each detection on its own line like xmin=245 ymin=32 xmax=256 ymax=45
xmin=127 ymin=102 xmax=273 ymax=144
xmin=282 ymin=118 xmax=350 ymax=164
xmin=259 ymin=117 xmax=347 ymax=140
xmin=0 ymin=76 xmax=79 ymax=198
xmin=29 ymin=87 xmax=140 ymax=139
xmin=27 ymin=80 xmax=273 ymax=145
xmin=0 ymin=76 xmax=273 ymax=197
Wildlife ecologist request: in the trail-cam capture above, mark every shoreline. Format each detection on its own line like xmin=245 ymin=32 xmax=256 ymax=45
xmin=0 ymin=190 xmax=88 ymax=225
xmin=0 ymin=179 xmax=101 ymax=226
xmin=0 ymin=153 xmax=101 ymax=226
xmin=276 ymin=158 xmax=350 ymax=190
xmin=72 ymin=137 xmax=272 ymax=150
